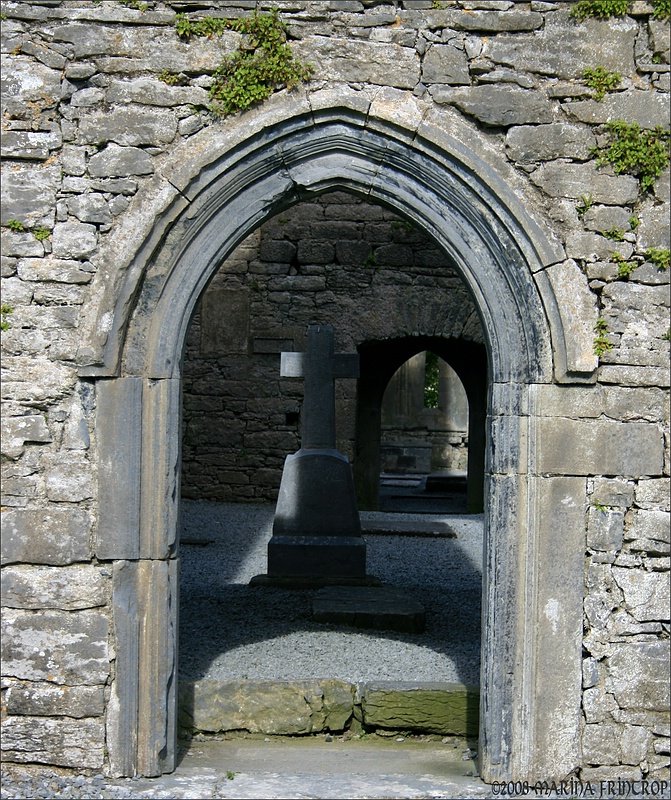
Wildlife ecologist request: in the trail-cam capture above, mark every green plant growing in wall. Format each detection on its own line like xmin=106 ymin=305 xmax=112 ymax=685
xmin=362 ymin=250 xmax=377 ymax=269
xmin=158 ymin=70 xmax=185 ymax=86
xmin=175 ymin=10 xmax=312 ymax=117
xmin=6 ymin=219 xmax=25 ymax=232
xmin=33 ymin=226 xmax=51 ymax=241
xmin=603 ymin=228 xmax=626 ymax=241
xmin=645 ymin=247 xmax=670 ymax=271
xmin=593 ymin=317 xmax=614 ymax=357
xmin=582 ymin=66 xmax=622 ymax=101
xmin=595 ymin=121 xmax=671 ymax=192
xmin=629 ymin=215 xmax=640 ymax=230
xmin=0 ymin=303 xmax=13 ymax=331
xmin=652 ymin=0 xmax=670 ymax=21
xmin=612 ymin=253 xmax=638 ymax=278
xmin=570 ymin=0 xmax=631 ymax=20
xmin=576 ymin=194 xmax=594 ymax=218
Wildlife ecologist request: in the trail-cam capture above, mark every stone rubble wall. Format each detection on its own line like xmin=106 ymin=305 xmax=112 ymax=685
xmin=181 ymin=192 xmax=478 ymax=501
xmin=0 ymin=0 xmax=669 ymax=781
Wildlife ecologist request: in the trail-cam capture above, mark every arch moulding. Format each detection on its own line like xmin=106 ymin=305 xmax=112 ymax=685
xmin=80 ymin=90 xmax=593 ymax=782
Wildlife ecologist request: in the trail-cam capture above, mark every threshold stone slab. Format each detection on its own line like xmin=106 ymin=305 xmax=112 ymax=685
xmin=312 ymin=586 xmax=426 ymax=633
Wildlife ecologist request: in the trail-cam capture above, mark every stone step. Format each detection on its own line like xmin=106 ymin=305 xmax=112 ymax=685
xmin=312 ymin=586 xmax=426 ymax=633
xmin=179 ymin=679 xmax=480 ymax=739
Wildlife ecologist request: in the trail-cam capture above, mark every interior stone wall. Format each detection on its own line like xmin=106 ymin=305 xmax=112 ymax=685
xmin=0 ymin=0 xmax=669 ymax=782
xmin=180 ymin=192 xmax=480 ymax=501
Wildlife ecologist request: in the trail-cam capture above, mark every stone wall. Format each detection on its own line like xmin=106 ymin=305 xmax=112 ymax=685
xmin=0 ymin=0 xmax=669 ymax=782
xmin=181 ymin=193 xmax=478 ymax=501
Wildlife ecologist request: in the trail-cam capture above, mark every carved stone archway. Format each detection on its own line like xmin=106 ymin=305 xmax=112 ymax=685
xmin=80 ymin=91 xmax=595 ymax=781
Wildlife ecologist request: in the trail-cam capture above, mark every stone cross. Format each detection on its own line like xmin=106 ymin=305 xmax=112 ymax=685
xmin=280 ymin=324 xmax=359 ymax=450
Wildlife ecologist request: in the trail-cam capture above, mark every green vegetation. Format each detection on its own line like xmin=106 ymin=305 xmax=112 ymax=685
xmin=576 ymin=194 xmax=594 ymax=218
xmin=226 ymin=771 xmax=236 ymax=781
xmin=652 ymin=0 xmax=670 ymax=21
xmin=119 ymin=0 xmax=149 ymax=11
xmin=6 ymin=219 xmax=25 ymax=232
xmin=175 ymin=10 xmax=312 ymax=117
xmin=158 ymin=69 xmax=184 ymax=86
xmin=0 ymin=303 xmax=13 ymax=332
xmin=582 ymin=66 xmax=621 ymax=101
xmin=593 ymin=317 xmax=614 ymax=357
xmin=629 ymin=215 xmax=640 ymax=230
xmin=645 ymin=246 xmax=670 ymax=271
xmin=33 ymin=226 xmax=51 ymax=241
xmin=424 ymin=352 xmax=440 ymax=409
xmin=603 ymin=228 xmax=625 ymax=241
xmin=595 ymin=121 xmax=671 ymax=192
xmin=612 ymin=253 xmax=637 ymax=278
xmin=362 ymin=250 xmax=377 ymax=269
xmin=570 ymin=0 xmax=631 ymax=20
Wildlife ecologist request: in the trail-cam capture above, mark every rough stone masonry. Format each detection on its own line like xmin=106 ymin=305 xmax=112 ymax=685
xmin=0 ymin=0 xmax=669 ymax=786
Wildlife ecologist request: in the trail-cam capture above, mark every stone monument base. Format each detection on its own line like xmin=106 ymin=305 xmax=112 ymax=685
xmin=312 ymin=586 xmax=426 ymax=633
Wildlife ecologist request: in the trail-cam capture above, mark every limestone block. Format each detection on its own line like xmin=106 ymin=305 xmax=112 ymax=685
xmin=582 ymin=205 xmax=634 ymax=234
xmin=0 ymin=716 xmax=104 ymax=768
xmin=45 ymin=455 xmax=94 ymax=502
xmin=612 ymin=567 xmax=670 ymax=622
xmin=1 ymin=609 xmax=109 ymax=685
xmin=625 ymin=509 xmax=670 ymax=555
xmin=1 ymin=508 xmax=91 ymax=565
xmin=295 ymin=36 xmax=419 ymax=89
xmin=432 ymin=84 xmax=556 ymax=126
xmin=530 ymin=162 xmax=639 ymax=204
xmin=583 ymin=687 xmax=618 ymax=724
xmin=67 ymin=194 xmax=112 ymax=225
xmin=607 ymin=641 xmax=670 ymax=711
xmin=17 ymin=257 xmax=94 ymax=283
xmin=1 ymin=414 xmax=51 ymax=459
xmin=566 ymin=231 xmax=633 ymax=262
xmin=5 ymin=682 xmax=105 ymax=718
xmin=506 ymin=123 xmax=595 ymax=163
xmin=536 ymin=418 xmax=664 ymax=477
xmin=0 ymin=230 xmax=44 ymax=258
xmin=180 ymin=679 xmax=355 ymax=735
xmin=603 ymin=387 xmax=668 ymax=423
xmin=588 ymin=508 xmax=624 ymax=552
xmin=361 ymin=683 xmax=479 ymax=736
xmin=442 ymin=9 xmax=543 ymax=32
xmin=52 ymin=222 xmax=97 ymax=259
xmin=635 ymin=479 xmax=671 ymax=511
xmin=590 ymin=478 xmax=634 ymax=508
xmin=422 ymin=44 xmax=470 ymax=85
xmin=0 ymin=56 xmax=61 ymax=114
xmin=1 ymin=564 xmax=108 ymax=610
xmin=598 ymin=365 xmax=670 ymax=388
xmin=485 ymin=14 xmax=636 ymax=79
xmin=544 ymin=259 xmax=598 ymax=375
xmin=78 ymin=107 xmax=177 ymax=146
xmin=0 ymin=129 xmax=62 ymax=160
xmin=0 ymin=165 xmax=59 ymax=228
xmin=566 ymin=91 xmax=670 ymax=129
xmin=106 ymin=77 xmax=210 ymax=107
xmin=583 ymin=722 xmax=623 ymax=765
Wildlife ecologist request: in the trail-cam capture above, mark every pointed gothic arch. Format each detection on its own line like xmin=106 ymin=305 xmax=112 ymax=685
xmin=80 ymin=92 xmax=595 ymax=781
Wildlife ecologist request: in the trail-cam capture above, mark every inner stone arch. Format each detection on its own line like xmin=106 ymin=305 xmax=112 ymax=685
xmin=90 ymin=106 xmax=584 ymax=782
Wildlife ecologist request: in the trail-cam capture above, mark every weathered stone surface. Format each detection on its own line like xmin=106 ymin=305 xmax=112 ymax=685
xmin=0 ymin=508 xmax=92 ymax=565
xmin=361 ymin=683 xmax=479 ymax=736
xmin=566 ymin=91 xmax=670 ymax=129
xmin=44 ymin=455 xmax=94 ymax=502
xmin=0 ymin=230 xmax=44 ymax=258
xmin=588 ymin=508 xmax=624 ymax=552
xmin=0 ymin=165 xmax=59 ymax=228
xmin=530 ymin=162 xmax=639 ymax=204
xmin=485 ymin=14 xmax=636 ymax=79
xmin=0 ymin=716 xmax=104 ymax=768
xmin=0 ymin=129 xmax=62 ymax=160
xmin=591 ymin=477 xmax=635 ymax=508
xmin=78 ymin=107 xmax=177 ymax=146
xmin=17 ymin=257 xmax=94 ymax=283
xmin=5 ymin=682 xmax=105 ymax=718
xmin=0 ymin=56 xmax=61 ymax=114
xmin=635 ymin=479 xmax=670 ymax=511
xmin=537 ymin=418 xmax=664 ymax=477
xmin=506 ymin=123 xmax=595 ymax=162
xmin=607 ymin=641 xmax=670 ymax=711
xmin=106 ymin=77 xmax=210 ymax=107
xmin=88 ymin=143 xmax=154 ymax=177
xmin=612 ymin=567 xmax=670 ymax=622
xmin=51 ymin=222 xmax=97 ymax=259
xmin=625 ymin=509 xmax=670 ymax=555
xmin=421 ymin=44 xmax=470 ymax=85
xmin=583 ymin=722 xmax=622 ymax=766
xmin=67 ymin=194 xmax=112 ymax=225
xmin=1 ymin=414 xmax=52 ymax=459
xmin=1 ymin=608 xmax=109 ymax=685
xmin=180 ymin=679 xmax=355 ymax=735
xmin=1 ymin=565 xmax=108 ymax=610
xmin=431 ymin=84 xmax=556 ymax=126
xmin=295 ymin=37 xmax=420 ymax=89
xmin=566 ymin=232 xmax=633 ymax=262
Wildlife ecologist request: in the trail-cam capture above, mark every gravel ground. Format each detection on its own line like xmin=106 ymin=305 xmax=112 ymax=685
xmin=178 ymin=501 xmax=484 ymax=686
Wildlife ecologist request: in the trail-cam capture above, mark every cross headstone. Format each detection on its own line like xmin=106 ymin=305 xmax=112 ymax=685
xmin=259 ymin=324 xmax=369 ymax=584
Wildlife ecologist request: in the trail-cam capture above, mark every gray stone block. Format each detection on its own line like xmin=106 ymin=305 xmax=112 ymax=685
xmin=588 ymin=508 xmax=624 ymax=552
xmin=1 ymin=608 xmax=109 ymax=685
xmin=78 ymin=107 xmax=177 ymax=146
xmin=432 ymin=84 xmax=556 ymax=126
xmin=566 ymin=91 xmax=670 ymax=129
xmin=422 ymin=44 xmax=470 ymax=85
xmin=506 ymin=122 xmax=595 ymax=162
xmin=5 ymin=682 xmax=105 ymax=718
xmin=1 ymin=414 xmax=52 ymax=459
xmin=0 ymin=165 xmax=59 ymax=228
xmin=530 ymin=162 xmax=639 ymax=204
xmin=312 ymin=586 xmax=426 ymax=633
xmin=1 ymin=508 xmax=91 ymax=565
xmin=612 ymin=567 xmax=670 ymax=622
xmin=51 ymin=222 xmax=97 ymax=259
xmin=607 ymin=641 xmax=671 ymax=711
xmin=17 ymin=257 xmax=94 ymax=283
xmin=1 ymin=564 xmax=108 ymax=610
xmin=0 ymin=716 xmax=105 ymax=768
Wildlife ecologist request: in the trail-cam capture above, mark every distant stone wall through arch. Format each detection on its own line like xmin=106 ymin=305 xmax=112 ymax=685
xmin=82 ymin=98 xmax=592 ymax=781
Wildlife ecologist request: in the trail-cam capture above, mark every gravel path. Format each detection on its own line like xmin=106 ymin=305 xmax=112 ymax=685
xmin=179 ymin=501 xmax=484 ymax=686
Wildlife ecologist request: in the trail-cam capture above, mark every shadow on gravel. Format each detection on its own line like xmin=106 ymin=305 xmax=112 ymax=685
xmin=177 ymin=498 xmax=483 ymax=753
